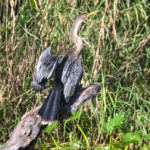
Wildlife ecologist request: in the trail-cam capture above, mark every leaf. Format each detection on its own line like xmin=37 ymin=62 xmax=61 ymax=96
xmin=142 ymin=144 xmax=150 ymax=150
xmin=65 ymin=108 xmax=81 ymax=123
xmin=94 ymin=146 xmax=113 ymax=150
xmin=44 ymin=121 xmax=58 ymax=133
xmin=77 ymin=124 xmax=90 ymax=148
xmin=111 ymin=133 xmax=141 ymax=148
xmin=121 ymin=132 xmax=141 ymax=144
xmin=112 ymin=112 xmax=125 ymax=127
xmin=144 ymin=133 xmax=150 ymax=141
xmin=41 ymin=146 xmax=47 ymax=150
xmin=64 ymin=108 xmax=82 ymax=133
xmin=51 ymin=135 xmax=59 ymax=149
xmin=102 ymin=121 xmax=114 ymax=135
xmin=102 ymin=112 xmax=125 ymax=135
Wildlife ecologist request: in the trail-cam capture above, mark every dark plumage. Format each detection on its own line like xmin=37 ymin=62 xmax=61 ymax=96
xmin=33 ymin=13 xmax=96 ymax=122
xmin=33 ymin=47 xmax=64 ymax=92
xmin=61 ymin=53 xmax=83 ymax=102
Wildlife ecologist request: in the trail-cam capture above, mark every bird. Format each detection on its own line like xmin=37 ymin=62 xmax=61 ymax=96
xmin=33 ymin=11 xmax=98 ymax=123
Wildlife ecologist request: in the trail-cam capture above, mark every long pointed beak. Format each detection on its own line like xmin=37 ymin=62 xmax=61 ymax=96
xmin=86 ymin=10 xmax=100 ymax=18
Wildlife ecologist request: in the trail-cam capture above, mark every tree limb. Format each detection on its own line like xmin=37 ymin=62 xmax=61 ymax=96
xmin=1 ymin=84 xmax=100 ymax=150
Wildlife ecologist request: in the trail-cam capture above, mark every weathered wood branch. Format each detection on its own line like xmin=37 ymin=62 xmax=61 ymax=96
xmin=1 ymin=84 xmax=100 ymax=150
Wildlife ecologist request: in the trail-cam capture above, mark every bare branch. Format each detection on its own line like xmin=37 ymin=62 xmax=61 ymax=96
xmin=1 ymin=84 xmax=100 ymax=150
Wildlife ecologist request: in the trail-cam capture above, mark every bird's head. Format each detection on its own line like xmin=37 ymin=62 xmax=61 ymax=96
xmin=77 ymin=10 xmax=100 ymax=22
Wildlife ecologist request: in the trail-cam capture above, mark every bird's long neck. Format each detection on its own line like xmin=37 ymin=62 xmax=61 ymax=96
xmin=70 ymin=17 xmax=84 ymax=56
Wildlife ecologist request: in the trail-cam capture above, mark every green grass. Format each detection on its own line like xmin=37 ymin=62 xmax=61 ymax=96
xmin=0 ymin=0 xmax=150 ymax=149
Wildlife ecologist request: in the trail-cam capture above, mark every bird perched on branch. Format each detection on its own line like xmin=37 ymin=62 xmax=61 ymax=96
xmin=33 ymin=11 xmax=99 ymax=124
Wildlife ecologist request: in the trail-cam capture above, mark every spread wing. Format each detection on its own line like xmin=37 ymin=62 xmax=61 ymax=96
xmin=33 ymin=47 xmax=64 ymax=92
xmin=61 ymin=58 xmax=83 ymax=102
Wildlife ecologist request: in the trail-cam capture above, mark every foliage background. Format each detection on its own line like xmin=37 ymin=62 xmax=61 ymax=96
xmin=0 ymin=0 xmax=150 ymax=149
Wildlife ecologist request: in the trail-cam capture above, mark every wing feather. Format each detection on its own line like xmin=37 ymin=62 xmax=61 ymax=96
xmin=62 ymin=58 xmax=83 ymax=102
xmin=33 ymin=47 xmax=64 ymax=92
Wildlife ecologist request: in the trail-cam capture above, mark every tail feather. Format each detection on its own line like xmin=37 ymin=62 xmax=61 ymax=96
xmin=38 ymin=86 xmax=62 ymax=121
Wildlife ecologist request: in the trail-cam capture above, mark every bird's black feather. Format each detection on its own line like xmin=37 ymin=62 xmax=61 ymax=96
xmin=61 ymin=57 xmax=83 ymax=102
xmin=33 ymin=47 xmax=64 ymax=92
xmin=38 ymin=84 xmax=63 ymax=121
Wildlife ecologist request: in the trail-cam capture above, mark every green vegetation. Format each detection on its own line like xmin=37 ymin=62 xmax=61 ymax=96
xmin=0 ymin=0 xmax=150 ymax=149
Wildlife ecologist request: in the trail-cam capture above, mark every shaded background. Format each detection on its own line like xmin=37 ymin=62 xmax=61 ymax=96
xmin=0 ymin=0 xmax=150 ymax=149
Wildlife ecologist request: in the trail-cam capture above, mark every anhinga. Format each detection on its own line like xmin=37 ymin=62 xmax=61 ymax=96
xmin=33 ymin=11 xmax=98 ymax=123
